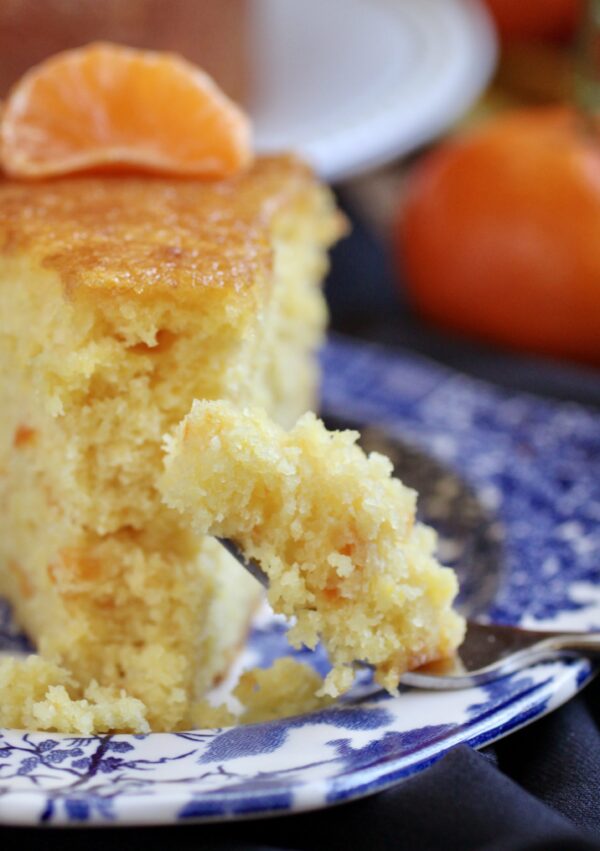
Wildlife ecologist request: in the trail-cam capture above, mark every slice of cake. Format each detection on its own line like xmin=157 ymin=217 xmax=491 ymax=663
xmin=0 ymin=156 xmax=342 ymax=731
xmin=160 ymin=401 xmax=465 ymax=696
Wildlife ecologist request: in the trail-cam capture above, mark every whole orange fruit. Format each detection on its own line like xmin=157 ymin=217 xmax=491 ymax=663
xmin=396 ymin=108 xmax=600 ymax=366
xmin=483 ymin=0 xmax=582 ymax=42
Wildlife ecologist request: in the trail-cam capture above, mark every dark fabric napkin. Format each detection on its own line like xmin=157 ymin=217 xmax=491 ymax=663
xmin=3 ymin=196 xmax=600 ymax=850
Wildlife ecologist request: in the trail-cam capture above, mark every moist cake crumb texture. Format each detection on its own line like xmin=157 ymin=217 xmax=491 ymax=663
xmin=191 ymin=657 xmax=333 ymax=728
xmin=0 ymin=655 xmax=150 ymax=735
xmin=0 ymin=155 xmax=342 ymax=732
xmin=0 ymin=654 xmax=329 ymax=733
xmin=161 ymin=401 xmax=466 ymax=696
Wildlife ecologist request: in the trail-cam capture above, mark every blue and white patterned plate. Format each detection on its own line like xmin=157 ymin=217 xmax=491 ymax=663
xmin=1 ymin=337 xmax=598 ymax=826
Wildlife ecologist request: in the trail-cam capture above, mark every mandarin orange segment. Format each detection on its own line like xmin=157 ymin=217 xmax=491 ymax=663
xmin=0 ymin=42 xmax=252 ymax=179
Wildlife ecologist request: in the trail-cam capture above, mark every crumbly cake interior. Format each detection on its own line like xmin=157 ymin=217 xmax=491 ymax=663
xmin=161 ymin=401 xmax=466 ymax=696
xmin=0 ymin=155 xmax=341 ymax=732
xmin=0 ymin=654 xmax=330 ymax=734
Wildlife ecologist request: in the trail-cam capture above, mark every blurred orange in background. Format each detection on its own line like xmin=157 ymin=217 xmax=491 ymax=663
xmin=483 ymin=0 xmax=583 ymax=42
xmin=389 ymin=0 xmax=600 ymax=368
xmin=395 ymin=108 xmax=600 ymax=366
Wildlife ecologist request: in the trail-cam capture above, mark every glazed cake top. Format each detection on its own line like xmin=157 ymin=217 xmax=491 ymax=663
xmin=0 ymin=155 xmax=335 ymax=298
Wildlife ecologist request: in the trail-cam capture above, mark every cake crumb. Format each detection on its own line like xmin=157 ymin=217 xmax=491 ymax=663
xmin=161 ymin=400 xmax=465 ymax=696
xmin=235 ymin=658 xmax=332 ymax=724
xmin=0 ymin=655 xmax=149 ymax=734
xmin=192 ymin=658 xmax=332 ymax=727
xmin=0 ymin=654 xmax=330 ymax=733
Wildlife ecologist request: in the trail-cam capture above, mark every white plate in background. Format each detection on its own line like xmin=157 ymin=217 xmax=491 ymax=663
xmin=250 ymin=0 xmax=497 ymax=181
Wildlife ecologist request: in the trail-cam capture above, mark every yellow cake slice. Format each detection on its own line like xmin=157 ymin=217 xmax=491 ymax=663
xmin=0 ymin=155 xmax=342 ymax=731
xmin=160 ymin=401 xmax=466 ymax=696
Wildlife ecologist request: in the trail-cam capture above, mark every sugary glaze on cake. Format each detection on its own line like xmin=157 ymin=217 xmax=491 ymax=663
xmin=0 ymin=155 xmax=339 ymax=297
xmin=161 ymin=401 xmax=466 ymax=697
xmin=0 ymin=155 xmax=342 ymax=732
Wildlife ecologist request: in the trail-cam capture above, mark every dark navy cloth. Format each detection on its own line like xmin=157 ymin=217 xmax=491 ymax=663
xmin=4 ymin=196 xmax=600 ymax=850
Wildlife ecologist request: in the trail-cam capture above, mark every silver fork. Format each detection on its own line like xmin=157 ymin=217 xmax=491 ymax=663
xmin=218 ymin=538 xmax=600 ymax=689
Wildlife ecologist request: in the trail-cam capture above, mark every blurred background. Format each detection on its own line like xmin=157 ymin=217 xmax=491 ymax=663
xmin=1 ymin=0 xmax=598 ymax=404
xmin=325 ymin=0 xmax=600 ymax=407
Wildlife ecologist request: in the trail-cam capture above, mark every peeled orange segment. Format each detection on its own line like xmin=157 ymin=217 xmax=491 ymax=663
xmin=0 ymin=42 xmax=252 ymax=179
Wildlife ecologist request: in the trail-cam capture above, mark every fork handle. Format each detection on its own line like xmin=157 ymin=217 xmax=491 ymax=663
xmin=402 ymin=631 xmax=600 ymax=690
xmin=538 ymin=633 xmax=600 ymax=656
